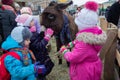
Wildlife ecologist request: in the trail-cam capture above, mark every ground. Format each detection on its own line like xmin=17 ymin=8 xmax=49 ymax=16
xmin=46 ymin=37 xmax=70 ymax=80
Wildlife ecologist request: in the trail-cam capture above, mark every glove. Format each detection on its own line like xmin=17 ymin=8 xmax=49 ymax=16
xmin=34 ymin=62 xmax=46 ymax=77
xmin=44 ymin=28 xmax=54 ymax=41
xmin=67 ymin=40 xmax=77 ymax=48
xmin=59 ymin=45 xmax=69 ymax=54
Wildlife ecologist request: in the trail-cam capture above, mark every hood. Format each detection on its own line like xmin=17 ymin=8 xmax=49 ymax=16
xmin=1 ymin=36 xmax=22 ymax=50
xmin=76 ymin=27 xmax=107 ymax=45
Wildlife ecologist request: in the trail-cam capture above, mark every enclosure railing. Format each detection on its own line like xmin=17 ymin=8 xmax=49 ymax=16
xmin=100 ymin=23 xmax=118 ymax=80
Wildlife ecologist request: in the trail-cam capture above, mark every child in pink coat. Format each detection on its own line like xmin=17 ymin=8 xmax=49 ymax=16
xmin=59 ymin=1 xmax=107 ymax=80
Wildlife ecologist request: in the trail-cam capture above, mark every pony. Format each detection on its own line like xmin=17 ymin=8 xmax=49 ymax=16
xmin=41 ymin=1 xmax=78 ymax=65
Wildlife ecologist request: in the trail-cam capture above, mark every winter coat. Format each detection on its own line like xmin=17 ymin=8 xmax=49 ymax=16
xmin=106 ymin=2 xmax=120 ymax=26
xmin=64 ymin=27 xmax=107 ymax=80
xmin=34 ymin=18 xmax=41 ymax=33
xmin=1 ymin=36 xmax=35 ymax=80
xmin=29 ymin=32 xmax=54 ymax=79
xmin=0 ymin=8 xmax=16 ymax=41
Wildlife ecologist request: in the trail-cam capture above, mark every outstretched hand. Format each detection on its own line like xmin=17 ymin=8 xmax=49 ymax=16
xmin=44 ymin=28 xmax=54 ymax=41
xmin=59 ymin=45 xmax=69 ymax=54
xmin=67 ymin=40 xmax=77 ymax=49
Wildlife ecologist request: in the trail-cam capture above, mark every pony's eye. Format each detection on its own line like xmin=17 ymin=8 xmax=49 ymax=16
xmin=47 ymin=14 xmax=56 ymax=20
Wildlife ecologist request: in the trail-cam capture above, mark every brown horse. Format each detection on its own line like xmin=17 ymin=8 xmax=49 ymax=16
xmin=41 ymin=1 xmax=78 ymax=64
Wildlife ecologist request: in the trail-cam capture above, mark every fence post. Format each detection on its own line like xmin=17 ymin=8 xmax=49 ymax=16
xmin=100 ymin=24 xmax=118 ymax=80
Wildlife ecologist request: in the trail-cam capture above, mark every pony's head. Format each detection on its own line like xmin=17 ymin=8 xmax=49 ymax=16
xmin=41 ymin=1 xmax=73 ymax=34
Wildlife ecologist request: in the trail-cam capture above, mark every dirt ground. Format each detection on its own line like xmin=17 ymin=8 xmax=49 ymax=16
xmin=46 ymin=37 xmax=70 ymax=80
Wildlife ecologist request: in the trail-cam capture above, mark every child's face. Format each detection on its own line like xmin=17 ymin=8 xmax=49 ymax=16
xmin=30 ymin=19 xmax=35 ymax=27
xmin=24 ymin=39 xmax=31 ymax=48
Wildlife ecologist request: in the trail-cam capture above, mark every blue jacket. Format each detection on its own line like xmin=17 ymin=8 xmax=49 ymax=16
xmin=2 ymin=36 xmax=36 ymax=80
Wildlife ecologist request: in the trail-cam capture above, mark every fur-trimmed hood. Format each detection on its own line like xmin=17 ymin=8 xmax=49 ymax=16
xmin=76 ymin=27 xmax=107 ymax=45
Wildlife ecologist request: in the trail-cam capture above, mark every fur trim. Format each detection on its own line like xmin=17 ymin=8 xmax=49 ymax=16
xmin=76 ymin=31 xmax=107 ymax=45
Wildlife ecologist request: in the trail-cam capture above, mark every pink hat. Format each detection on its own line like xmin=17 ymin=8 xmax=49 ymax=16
xmin=20 ymin=7 xmax=32 ymax=15
xmin=15 ymin=14 xmax=33 ymax=26
xmin=2 ymin=0 xmax=13 ymax=5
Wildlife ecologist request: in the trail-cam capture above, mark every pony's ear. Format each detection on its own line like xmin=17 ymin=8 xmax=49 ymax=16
xmin=56 ymin=1 xmax=73 ymax=10
xmin=49 ymin=1 xmax=57 ymax=6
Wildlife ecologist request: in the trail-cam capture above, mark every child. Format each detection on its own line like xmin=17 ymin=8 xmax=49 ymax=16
xmin=20 ymin=7 xmax=41 ymax=33
xmin=59 ymin=1 xmax=107 ymax=80
xmin=15 ymin=13 xmax=54 ymax=80
xmin=1 ymin=26 xmax=47 ymax=80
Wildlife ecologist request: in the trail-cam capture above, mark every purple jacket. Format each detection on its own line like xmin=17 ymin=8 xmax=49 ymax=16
xmin=64 ymin=27 xmax=107 ymax=80
xmin=34 ymin=18 xmax=41 ymax=33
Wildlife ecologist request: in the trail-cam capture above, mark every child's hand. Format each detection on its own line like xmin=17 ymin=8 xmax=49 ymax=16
xmin=67 ymin=40 xmax=77 ymax=48
xmin=59 ymin=45 xmax=69 ymax=54
xmin=34 ymin=62 xmax=46 ymax=77
xmin=67 ymin=41 xmax=74 ymax=48
xmin=44 ymin=28 xmax=54 ymax=41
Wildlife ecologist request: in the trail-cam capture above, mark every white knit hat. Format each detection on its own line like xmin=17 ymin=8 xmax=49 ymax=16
xmin=11 ymin=26 xmax=32 ymax=43
xmin=14 ymin=2 xmax=20 ymax=8
xmin=75 ymin=1 xmax=99 ymax=30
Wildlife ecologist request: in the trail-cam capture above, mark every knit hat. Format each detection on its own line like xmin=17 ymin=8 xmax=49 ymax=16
xmin=75 ymin=1 xmax=99 ymax=30
xmin=20 ymin=7 xmax=32 ymax=15
xmin=14 ymin=2 xmax=20 ymax=8
xmin=11 ymin=26 xmax=32 ymax=43
xmin=15 ymin=14 xmax=33 ymax=26
xmin=2 ymin=0 xmax=13 ymax=5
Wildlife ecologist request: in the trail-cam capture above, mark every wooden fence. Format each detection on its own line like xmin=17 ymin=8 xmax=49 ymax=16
xmin=100 ymin=23 xmax=118 ymax=80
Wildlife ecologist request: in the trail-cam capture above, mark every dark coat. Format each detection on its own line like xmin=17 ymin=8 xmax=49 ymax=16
xmin=29 ymin=32 xmax=54 ymax=79
xmin=0 ymin=8 xmax=17 ymax=41
xmin=106 ymin=2 xmax=120 ymax=26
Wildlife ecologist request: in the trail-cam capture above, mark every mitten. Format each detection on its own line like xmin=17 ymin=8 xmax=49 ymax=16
xmin=67 ymin=40 xmax=77 ymax=48
xmin=34 ymin=62 xmax=46 ymax=77
xmin=59 ymin=45 xmax=69 ymax=54
xmin=44 ymin=28 xmax=54 ymax=41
